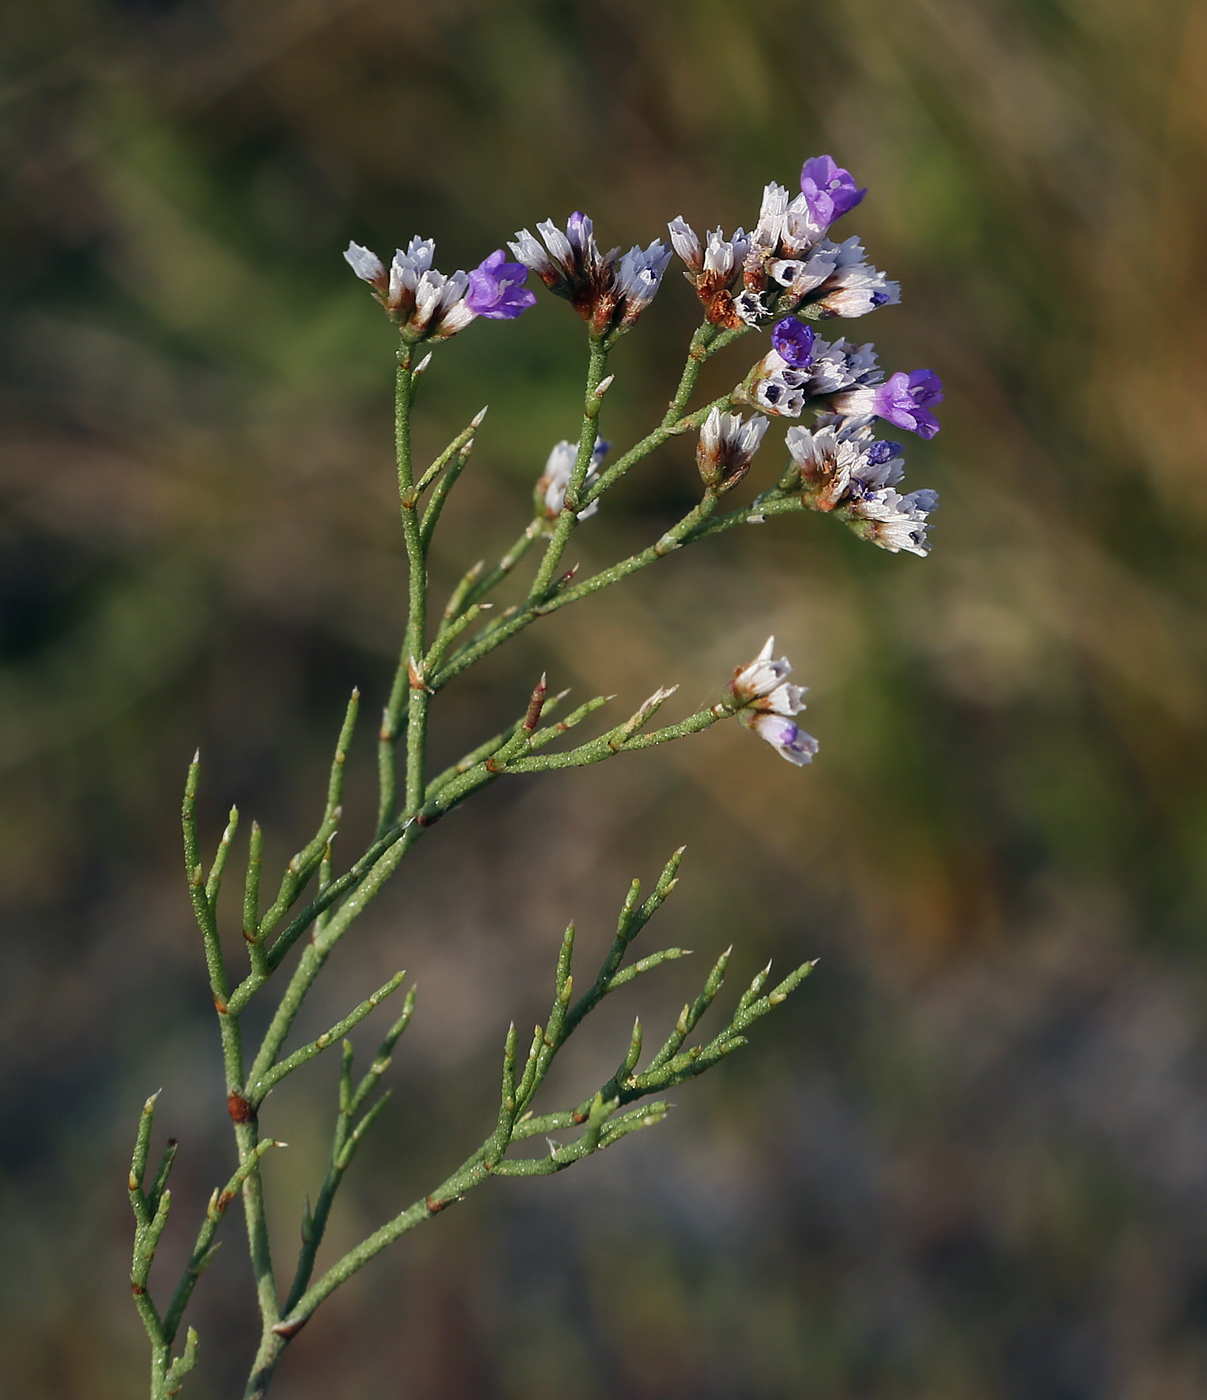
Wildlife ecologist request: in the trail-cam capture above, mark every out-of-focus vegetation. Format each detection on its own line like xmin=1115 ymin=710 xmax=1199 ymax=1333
xmin=4 ymin=1 xmax=1207 ymax=1396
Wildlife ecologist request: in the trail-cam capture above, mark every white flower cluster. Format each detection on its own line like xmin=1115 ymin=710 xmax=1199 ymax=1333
xmin=786 ymin=418 xmax=938 ymax=556
xmin=510 ymin=213 xmax=670 ymax=337
xmin=535 ymin=436 xmax=610 ymax=520
xmin=696 ymin=407 xmax=768 ymax=492
xmin=344 ymin=238 xmax=476 ymax=342
xmin=738 ymin=185 xmax=898 ymax=321
xmin=751 ymin=336 xmax=882 ymax=418
xmin=730 ymin=637 xmax=818 ymax=766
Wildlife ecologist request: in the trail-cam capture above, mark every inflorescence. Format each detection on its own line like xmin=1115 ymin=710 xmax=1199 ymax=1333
xmin=130 ymin=154 xmax=946 ymax=1400
xmin=346 ymin=153 xmax=941 ymax=571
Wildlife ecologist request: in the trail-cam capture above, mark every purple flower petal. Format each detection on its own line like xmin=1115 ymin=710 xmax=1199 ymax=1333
xmin=750 ymin=713 xmax=819 ymax=765
xmin=771 ymin=318 xmax=815 ymax=368
xmin=872 ymin=370 xmax=944 ymax=438
xmin=465 ymin=249 xmax=538 ymax=320
xmin=800 ymin=155 xmax=867 ymax=230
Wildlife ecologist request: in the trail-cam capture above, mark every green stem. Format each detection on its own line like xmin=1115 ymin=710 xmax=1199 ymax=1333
xmin=234 ymin=1118 xmax=279 ymax=1334
xmin=376 ymin=346 xmax=424 ymax=834
xmin=429 ymin=485 xmax=726 ymax=693
xmin=263 ymin=845 xmax=808 ymax=1350
xmin=581 ymin=322 xmax=750 ymax=507
xmin=527 ymin=339 xmax=610 ymax=601
xmin=396 ymin=352 xmax=431 ymax=819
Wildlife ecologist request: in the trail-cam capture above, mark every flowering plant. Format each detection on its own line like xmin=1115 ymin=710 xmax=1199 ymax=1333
xmin=128 ymin=155 xmax=941 ymax=1399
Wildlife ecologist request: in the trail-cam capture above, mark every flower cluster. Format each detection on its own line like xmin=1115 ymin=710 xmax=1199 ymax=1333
xmin=786 ymin=417 xmax=938 ymax=556
xmin=535 ymin=436 xmax=610 ymax=521
xmin=670 ymin=156 xmax=896 ymax=329
xmin=748 ymin=324 xmax=881 ymax=419
xmin=668 ymin=219 xmax=752 ymax=328
xmin=510 ymin=213 xmax=671 ymax=339
xmin=697 ymin=408 xmax=768 ymax=493
xmin=344 ymin=237 xmax=535 ymax=342
xmin=730 ymin=638 xmax=818 ymax=765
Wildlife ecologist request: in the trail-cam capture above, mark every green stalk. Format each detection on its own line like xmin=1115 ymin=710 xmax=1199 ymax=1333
xmin=256 ymin=848 xmax=811 ymax=1364
xmin=395 ymin=351 xmax=431 ymax=819
xmin=183 ymin=758 xmax=278 ymax=1352
xmin=527 ymin=338 xmax=610 ymax=601
xmin=581 ymin=322 xmax=751 ymax=507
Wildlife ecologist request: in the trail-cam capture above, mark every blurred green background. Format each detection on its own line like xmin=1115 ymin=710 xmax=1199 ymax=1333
xmin=4 ymin=0 xmax=1207 ymax=1396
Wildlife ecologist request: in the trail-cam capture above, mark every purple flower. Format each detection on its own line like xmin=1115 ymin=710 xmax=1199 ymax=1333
xmin=748 ymin=713 xmax=820 ymax=766
xmin=800 ymin=156 xmax=866 ymax=230
xmin=465 ymin=250 xmax=537 ymax=320
xmin=831 ymin=369 xmax=943 ymax=438
xmin=771 ymin=318 xmax=815 ymax=368
xmin=873 ymin=369 xmax=943 ymax=438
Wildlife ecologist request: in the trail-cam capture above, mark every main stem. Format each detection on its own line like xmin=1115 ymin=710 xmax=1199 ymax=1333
xmin=394 ymin=349 xmax=430 ymax=817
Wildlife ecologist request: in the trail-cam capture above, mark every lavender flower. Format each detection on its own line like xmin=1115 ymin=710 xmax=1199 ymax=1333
xmin=766 ymin=242 xmax=843 ymax=302
xmin=511 ymin=214 xmax=668 ymax=337
xmin=730 ymin=637 xmax=818 ymax=766
xmin=799 ymin=156 xmax=866 ymax=236
xmin=465 ymin=249 xmax=537 ymax=319
xmin=668 ymin=217 xmax=751 ymax=326
xmin=770 ymin=319 xmax=815 ymax=367
xmin=344 ymin=236 xmax=512 ymax=342
xmin=733 ymin=290 xmax=770 ymax=325
xmin=802 ymin=335 xmax=882 ymax=395
xmin=536 ymin=436 xmax=610 ymax=520
xmin=831 ymin=368 xmax=943 ymax=438
xmin=743 ymin=179 xmax=842 ymax=293
xmin=697 ymin=408 xmax=768 ymax=492
xmin=786 ymin=418 xmax=938 ymax=556
xmin=786 ymin=418 xmax=902 ymax=509
xmin=510 ymin=212 xmax=617 ymax=315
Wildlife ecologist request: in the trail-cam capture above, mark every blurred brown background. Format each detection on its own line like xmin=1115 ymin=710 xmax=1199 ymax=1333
xmin=4 ymin=0 xmax=1207 ymax=1396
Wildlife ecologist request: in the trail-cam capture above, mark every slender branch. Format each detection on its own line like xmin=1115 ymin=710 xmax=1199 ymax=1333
xmin=527 ymin=338 xmax=610 ymax=601
xmin=162 ymin=1139 xmax=284 ymax=1344
xmin=448 ymin=519 xmax=541 ymax=622
xmin=283 ymin=988 xmax=416 ymax=1315
xmin=205 ymin=808 xmax=239 ymax=905
xmin=243 ymin=822 xmax=266 ymax=978
xmin=261 ymin=852 xmax=812 ymax=1352
xmin=249 ymin=970 xmax=407 ymax=1104
xmin=581 ymin=322 xmax=752 ymax=507
xmin=418 ymin=407 xmax=486 ymax=550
